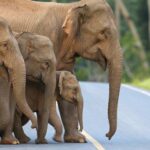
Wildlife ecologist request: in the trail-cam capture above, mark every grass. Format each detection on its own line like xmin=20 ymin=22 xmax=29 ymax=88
xmin=131 ymin=78 xmax=150 ymax=91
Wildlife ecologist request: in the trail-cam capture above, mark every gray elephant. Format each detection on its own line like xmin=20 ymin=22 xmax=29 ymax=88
xmin=0 ymin=18 xmax=37 ymax=144
xmin=13 ymin=32 xmax=62 ymax=144
xmin=56 ymin=71 xmax=86 ymax=143
xmin=0 ymin=0 xmax=123 ymax=141
xmin=14 ymin=70 xmax=85 ymax=143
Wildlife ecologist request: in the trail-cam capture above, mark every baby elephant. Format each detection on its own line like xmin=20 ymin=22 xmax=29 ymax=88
xmin=13 ymin=32 xmax=62 ymax=144
xmin=56 ymin=71 xmax=83 ymax=131
xmin=14 ymin=71 xmax=84 ymax=143
xmin=56 ymin=71 xmax=85 ymax=143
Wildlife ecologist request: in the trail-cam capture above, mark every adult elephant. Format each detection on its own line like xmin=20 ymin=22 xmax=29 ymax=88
xmin=0 ymin=0 xmax=123 ymax=141
xmin=0 ymin=17 xmax=37 ymax=144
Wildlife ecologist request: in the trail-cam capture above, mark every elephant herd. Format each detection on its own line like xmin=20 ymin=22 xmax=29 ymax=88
xmin=0 ymin=0 xmax=123 ymax=145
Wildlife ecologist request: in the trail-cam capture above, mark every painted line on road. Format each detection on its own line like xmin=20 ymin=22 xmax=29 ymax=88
xmin=123 ymin=84 xmax=150 ymax=97
xmin=82 ymin=130 xmax=105 ymax=150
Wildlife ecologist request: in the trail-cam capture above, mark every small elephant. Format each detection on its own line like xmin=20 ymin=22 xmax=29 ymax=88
xmin=56 ymin=71 xmax=85 ymax=143
xmin=0 ymin=18 xmax=37 ymax=144
xmin=56 ymin=71 xmax=86 ymax=143
xmin=56 ymin=71 xmax=83 ymax=131
xmin=14 ymin=70 xmax=84 ymax=143
xmin=14 ymin=32 xmax=62 ymax=144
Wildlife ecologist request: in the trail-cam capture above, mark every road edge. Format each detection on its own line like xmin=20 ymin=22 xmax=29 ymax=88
xmin=82 ymin=130 xmax=105 ymax=150
xmin=122 ymin=84 xmax=150 ymax=97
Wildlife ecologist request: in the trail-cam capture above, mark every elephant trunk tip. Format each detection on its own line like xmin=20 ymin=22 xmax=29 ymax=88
xmin=105 ymin=129 xmax=116 ymax=140
xmin=31 ymin=117 xmax=38 ymax=129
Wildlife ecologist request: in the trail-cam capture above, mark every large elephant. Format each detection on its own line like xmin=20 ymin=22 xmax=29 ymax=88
xmin=14 ymin=32 xmax=62 ymax=144
xmin=0 ymin=17 xmax=37 ymax=144
xmin=0 ymin=0 xmax=123 ymax=141
xmin=14 ymin=70 xmax=85 ymax=143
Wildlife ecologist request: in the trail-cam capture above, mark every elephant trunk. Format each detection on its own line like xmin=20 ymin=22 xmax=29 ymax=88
xmin=77 ymin=87 xmax=83 ymax=131
xmin=11 ymin=58 xmax=37 ymax=129
xmin=44 ymin=69 xmax=63 ymax=139
xmin=106 ymin=48 xmax=123 ymax=140
xmin=4 ymin=39 xmax=37 ymax=129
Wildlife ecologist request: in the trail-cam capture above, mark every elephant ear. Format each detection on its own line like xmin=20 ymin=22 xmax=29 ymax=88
xmin=15 ymin=32 xmax=34 ymax=59
xmin=57 ymin=4 xmax=89 ymax=66
xmin=62 ymin=4 xmax=89 ymax=36
xmin=58 ymin=71 xmax=66 ymax=95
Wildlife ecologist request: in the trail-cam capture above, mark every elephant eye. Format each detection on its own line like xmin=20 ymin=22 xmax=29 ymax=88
xmin=41 ymin=61 xmax=50 ymax=70
xmin=0 ymin=41 xmax=8 ymax=55
xmin=73 ymin=87 xmax=77 ymax=91
xmin=0 ymin=41 xmax=7 ymax=48
xmin=3 ymin=43 xmax=7 ymax=48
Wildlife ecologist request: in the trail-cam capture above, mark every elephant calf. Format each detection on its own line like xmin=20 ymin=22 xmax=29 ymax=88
xmin=14 ymin=70 xmax=85 ymax=143
xmin=56 ymin=71 xmax=85 ymax=143
xmin=14 ymin=32 xmax=62 ymax=144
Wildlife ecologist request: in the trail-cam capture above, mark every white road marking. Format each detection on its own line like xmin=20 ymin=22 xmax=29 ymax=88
xmin=123 ymin=84 xmax=150 ymax=97
xmin=82 ymin=130 xmax=105 ymax=150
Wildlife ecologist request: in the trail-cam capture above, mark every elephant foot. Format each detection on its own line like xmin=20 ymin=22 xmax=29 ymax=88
xmin=18 ymin=135 xmax=30 ymax=144
xmin=35 ymin=138 xmax=48 ymax=144
xmin=53 ymin=134 xmax=62 ymax=142
xmin=64 ymin=131 xmax=86 ymax=143
xmin=1 ymin=136 xmax=19 ymax=144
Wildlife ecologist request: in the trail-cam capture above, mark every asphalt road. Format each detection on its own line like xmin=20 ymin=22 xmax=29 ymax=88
xmin=0 ymin=82 xmax=150 ymax=150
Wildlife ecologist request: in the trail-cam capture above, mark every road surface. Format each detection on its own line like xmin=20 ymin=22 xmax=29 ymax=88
xmin=0 ymin=82 xmax=150 ymax=150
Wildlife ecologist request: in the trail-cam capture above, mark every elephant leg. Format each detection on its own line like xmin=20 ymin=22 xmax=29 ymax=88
xmin=1 ymin=95 xmax=19 ymax=144
xmin=58 ymin=100 xmax=86 ymax=143
xmin=36 ymin=111 xmax=48 ymax=144
xmin=13 ymin=112 xmax=30 ymax=143
xmin=48 ymin=104 xmax=63 ymax=143
xmin=44 ymin=71 xmax=63 ymax=143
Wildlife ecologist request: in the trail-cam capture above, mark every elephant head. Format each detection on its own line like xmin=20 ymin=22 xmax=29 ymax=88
xmin=16 ymin=32 xmax=62 ymax=135
xmin=58 ymin=0 xmax=123 ymax=140
xmin=0 ymin=17 xmax=37 ymax=129
xmin=58 ymin=71 xmax=83 ymax=132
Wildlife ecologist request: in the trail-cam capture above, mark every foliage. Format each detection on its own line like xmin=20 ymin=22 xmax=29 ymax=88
xmin=108 ymin=0 xmax=150 ymax=89
xmin=75 ymin=58 xmax=89 ymax=81
xmin=132 ymin=78 xmax=150 ymax=90
xmin=75 ymin=58 xmax=106 ymax=81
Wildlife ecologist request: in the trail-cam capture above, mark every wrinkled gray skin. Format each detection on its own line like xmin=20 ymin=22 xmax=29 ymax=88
xmin=13 ymin=32 xmax=62 ymax=144
xmin=0 ymin=18 xmax=37 ymax=144
xmin=0 ymin=66 xmax=19 ymax=144
xmin=0 ymin=0 xmax=123 ymax=141
xmin=14 ymin=70 xmax=84 ymax=143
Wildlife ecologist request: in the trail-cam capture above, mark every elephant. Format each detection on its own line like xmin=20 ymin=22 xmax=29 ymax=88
xmin=14 ymin=70 xmax=85 ymax=143
xmin=0 ymin=17 xmax=37 ymax=144
xmin=13 ymin=32 xmax=62 ymax=144
xmin=56 ymin=71 xmax=84 ymax=142
xmin=0 ymin=0 xmax=123 ymax=141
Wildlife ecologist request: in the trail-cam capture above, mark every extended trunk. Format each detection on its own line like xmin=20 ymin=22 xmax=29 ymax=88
xmin=12 ymin=61 xmax=37 ymax=129
xmin=43 ymin=69 xmax=63 ymax=139
xmin=5 ymin=39 xmax=37 ymax=129
xmin=106 ymin=48 xmax=123 ymax=140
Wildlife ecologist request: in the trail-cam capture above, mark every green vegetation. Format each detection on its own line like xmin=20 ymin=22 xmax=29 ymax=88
xmin=132 ymin=78 xmax=150 ymax=90
xmin=107 ymin=0 xmax=150 ymax=89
